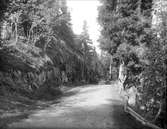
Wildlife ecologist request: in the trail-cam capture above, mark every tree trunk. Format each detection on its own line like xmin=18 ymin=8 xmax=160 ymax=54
xmin=118 ymin=62 xmax=127 ymax=93
xmin=15 ymin=22 xmax=18 ymax=44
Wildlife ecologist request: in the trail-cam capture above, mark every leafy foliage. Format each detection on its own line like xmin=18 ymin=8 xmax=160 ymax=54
xmin=98 ymin=0 xmax=166 ymax=127
xmin=0 ymin=0 xmax=102 ymax=101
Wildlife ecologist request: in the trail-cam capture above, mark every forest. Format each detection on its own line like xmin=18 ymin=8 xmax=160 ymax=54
xmin=0 ymin=0 xmax=104 ymax=98
xmin=0 ymin=0 xmax=166 ymax=129
xmin=0 ymin=0 xmax=105 ymax=126
xmin=98 ymin=0 xmax=166 ymax=128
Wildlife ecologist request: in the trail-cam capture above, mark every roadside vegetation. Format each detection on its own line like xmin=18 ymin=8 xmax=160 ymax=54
xmin=0 ymin=0 xmax=104 ymax=125
xmin=0 ymin=0 xmax=166 ymax=129
xmin=98 ymin=0 xmax=166 ymax=128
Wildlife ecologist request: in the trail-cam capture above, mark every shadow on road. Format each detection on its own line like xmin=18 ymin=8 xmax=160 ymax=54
xmin=2 ymin=85 xmax=152 ymax=129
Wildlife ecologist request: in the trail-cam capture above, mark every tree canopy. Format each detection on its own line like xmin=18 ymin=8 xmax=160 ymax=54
xmin=98 ymin=0 xmax=166 ymax=128
xmin=0 ymin=0 xmax=102 ymax=100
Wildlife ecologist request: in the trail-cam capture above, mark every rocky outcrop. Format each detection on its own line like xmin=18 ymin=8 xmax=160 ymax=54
xmin=0 ymin=39 xmax=61 ymax=99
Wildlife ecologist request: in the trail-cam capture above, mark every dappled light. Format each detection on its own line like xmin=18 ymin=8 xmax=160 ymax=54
xmin=8 ymin=85 xmax=138 ymax=129
xmin=0 ymin=0 xmax=166 ymax=129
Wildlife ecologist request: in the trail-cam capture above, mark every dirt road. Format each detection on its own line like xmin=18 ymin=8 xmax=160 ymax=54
xmin=8 ymin=84 xmax=149 ymax=129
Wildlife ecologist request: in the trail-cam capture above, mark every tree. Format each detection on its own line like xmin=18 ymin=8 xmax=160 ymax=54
xmin=0 ymin=0 xmax=103 ymax=101
xmin=0 ymin=0 xmax=80 ymax=97
xmin=98 ymin=0 xmax=166 ymax=128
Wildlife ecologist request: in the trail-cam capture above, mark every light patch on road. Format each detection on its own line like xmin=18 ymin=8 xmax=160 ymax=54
xmin=9 ymin=85 xmax=124 ymax=129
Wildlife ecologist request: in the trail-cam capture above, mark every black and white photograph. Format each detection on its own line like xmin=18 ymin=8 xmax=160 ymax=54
xmin=0 ymin=0 xmax=166 ymax=129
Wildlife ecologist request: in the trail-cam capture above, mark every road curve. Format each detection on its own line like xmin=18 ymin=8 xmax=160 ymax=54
xmin=8 ymin=84 xmax=149 ymax=129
